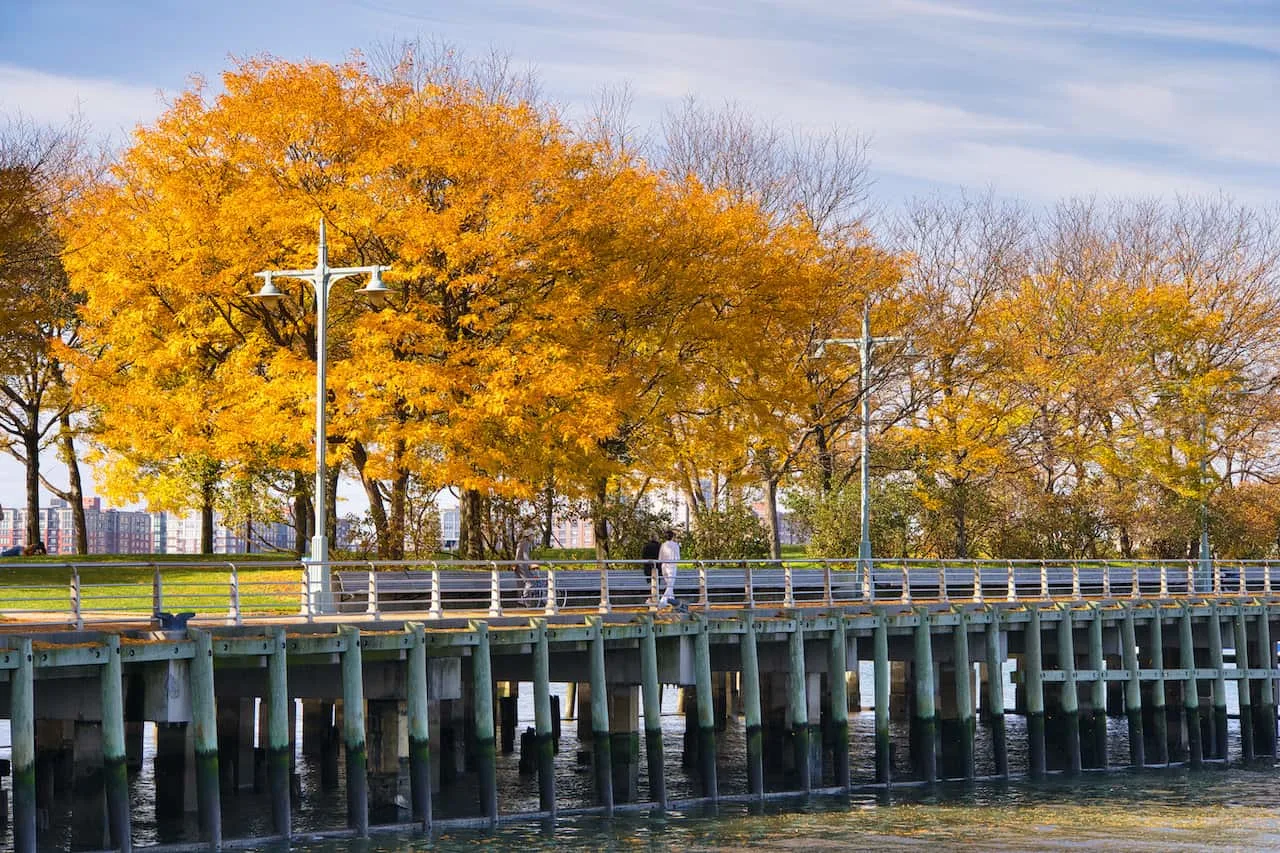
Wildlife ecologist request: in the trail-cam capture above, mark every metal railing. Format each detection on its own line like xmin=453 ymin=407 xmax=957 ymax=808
xmin=0 ymin=557 xmax=1272 ymax=629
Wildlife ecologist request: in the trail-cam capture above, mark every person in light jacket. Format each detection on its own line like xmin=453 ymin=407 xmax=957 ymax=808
xmin=658 ymin=529 xmax=682 ymax=610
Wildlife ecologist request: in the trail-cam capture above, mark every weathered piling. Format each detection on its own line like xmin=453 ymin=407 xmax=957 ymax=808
xmin=1056 ymin=607 xmax=1082 ymax=775
xmin=265 ymin=627 xmax=292 ymax=838
xmin=339 ymin=626 xmax=369 ymax=836
xmin=985 ymin=607 xmax=1007 ymax=778
xmin=1256 ymin=612 xmax=1277 ymax=756
xmin=828 ymin=617 xmax=851 ymax=790
xmin=788 ymin=620 xmax=811 ymax=791
xmin=588 ymin=616 xmax=614 ymax=812
xmin=101 ymin=635 xmax=131 ymax=853
xmin=640 ymin=618 xmax=667 ymax=809
xmin=1149 ymin=609 xmax=1169 ymax=765
xmin=406 ymin=623 xmax=433 ymax=828
xmin=912 ymin=609 xmax=937 ymax=783
xmin=471 ymin=621 xmax=498 ymax=823
xmin=1179 ymin=608 xmax=1203 ymax=768
xmin=874 ymin=614 xmax=891 ymax=784
xmin=189 ymin=629 xmax=222 ymax=848
xmin=1235 ymin=608 xmax=1255 ymax=762
xmin=1206 ymin=607 xmax=1228 ymax=761
xmin=1121 ymin=608 xmax=1145 ymax=768
xmin=1087 ymin=607 xmax=1107 ymax=770
xmin=1025 ymin=606 xmax=1046 ymax=779
xmin=740 ymin=613 xmax=764 ymax=799
xmin=531 ymin=619 xmax=556 ymax=814
xmin=694 ymin=618 xmax=719 ymax=800
xmin=13 ymin=638 xmax=35 ymax=853
xmin=952 ymin=612 xmax=975 ymax=780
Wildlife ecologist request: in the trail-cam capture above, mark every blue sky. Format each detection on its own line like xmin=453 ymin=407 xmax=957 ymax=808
xmin=0 ymin=0 xmax=1277 ymax=510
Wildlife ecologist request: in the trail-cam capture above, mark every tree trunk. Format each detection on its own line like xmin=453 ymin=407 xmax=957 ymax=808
xmin=592 ymin=477 xmax=610 ymax=559
xmin=351 ymin=441 xmax=390 ymax=557
xmin=459 ymin=488 xmax=485 ymax=560
xmin=22 ymin=429 xmax=41 ymax=549
xmin=57 ymin=415 xmax=87 ymax=554
xmin=200 ymin=478 xmax=216 ymax=554
xmin=326 ymin=468 xmax=339 ymax=547
xmin=388 ymin=463 xmax=408 ymax=562
xmin=953 ymin=488 xmax=969 ymax=560
xmin=542 ymin=475 xmax=554 ymax=549
xmin=293 ymin=473 xmax=310 ymax=557
xmin=814 ymin=425 xmax=834 ymax=495
xmin=763 ymin=475 xmax=782 ymax=560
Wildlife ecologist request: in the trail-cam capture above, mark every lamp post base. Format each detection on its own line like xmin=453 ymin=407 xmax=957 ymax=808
xmin=303 ymin=536 xmax=332 ymax=615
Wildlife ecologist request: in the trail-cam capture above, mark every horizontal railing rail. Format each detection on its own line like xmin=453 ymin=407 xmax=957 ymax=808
xmin=0 ymin=556 xmax=1272 ymax=628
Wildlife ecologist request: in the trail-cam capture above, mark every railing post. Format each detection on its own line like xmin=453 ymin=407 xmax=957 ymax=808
xmin=1265 ymin=560 xmax=1273 ymax=596
xmin=698 ymin=561 xmax=710 ymax=611
xmin=152 ymin=564 xmax=163 ymax=615
xmin=1102 ymin=562 xmax=1112 ymax=599
xmin=972 ymin=559 xmax=983 ymax=604
xmin=598 ymin=562 xmax=611 ymax=615
xmin=366 ymin=563 xmax=379 ymax=619
xmin=228 ymin=562 xmax=242 ymax=626
xmin=1159 ymin=562 xmax=1169 ymax=598
xmin=900 ymin=564 xmax=911 ymax=604
xmin=938 ymin=560 xmax=949 ymax=603
xmin=429 ymin=563 xmax=443 ymax=619
xmin=649 ymin=564 xmax=659 ymax=614
xmin=489 ymin=563 xmax=503 ymax=618
xmin=1212 ymin=560 xmax=1222 ymax=596
xmin=1130 ymin=563 xmax=1140 ymax=599
xmin=70 ymin=566 xmax=83 ymax=629
xmin=744 ymin=561 xmax=755 ymax=610
xmin=544 ymin=566 xmax=559 ymax=617
xmin=863 ymin=558 xmax=873 ymax=603
xmin=1240 ymin=562 xmax=1249 ymax=597
xmin=301 ymin=565 xmax=313 ymax=622
xmin=823 ymin=560 xmax=834 ymax=606
xmin=1039 ymin=560 xmax=1049 ymax=600
xmin=783 ymin=561 xmax=795 ymax=608
xmin=1007 ymin=560 xmax=1017 ymax=602
xmin=1186 ymin=560 xmax=1195 ymax=597
xmin=1071 ymin=560 xmax=1081 ymax=600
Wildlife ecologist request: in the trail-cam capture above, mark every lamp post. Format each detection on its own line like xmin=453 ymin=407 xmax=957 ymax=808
xmin=254 ymin=219 xmax=391 ymax=614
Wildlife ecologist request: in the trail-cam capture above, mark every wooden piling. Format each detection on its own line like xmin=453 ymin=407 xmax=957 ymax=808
xmin=1121 ymin=608 xmax=1145 ymax=768
xmin=100 ymin=636 xmax=131 ymax=853
xmin=1235 ymin=608 xmax=1255 ymax=762
xmin=874 ymin=614 xmax=891 ymax=784
xmin=339 ymin=625 xmax=368 ymax=836
xmin=640 ymin=617 xmax=667 ymax=809
xmin=1087 ymin=606 xmax=1107 ymax=770
xmin=1256 ymin=612 xmax=1277 ymax=757
xmin=740 ymin=613 xmax=764 ymax=799
xmin=694 ymin=618 xmax=719 ymax=801
xmin=1206 ymin=607 xmax=1228 ymax=762
xmin=12 ymin=638 xmax=34 ymax=853
xmin=788 ymin=619 xmax=811 ymax=791
xmin=1056 ymin=607 xmax=1081 ymax=775
xmin=266 ymin=627 xmax=292 ymax=839
xmin=1179 ymin=608 xmax=1203 ymax=768
xmin=985 ymin=607 xmax=1007 ymax=778
xmin=471 ymin=621 xmax=498 ymax=823
xmin=913 ymin=609 xmax=937 ymax=783
xmin=953 ymin=612 xmax=975 ymax=780
xmin=189 ymin=629 xmax=222 ymax=848
xmin=406 ymin=623 xmax=433 ymax=829
xmin=829 ymin=617 xmax=850 ymax=790
xmin=588 ymin=616 xmax=614 ymax=812
xmin=1025 ymin=606 xmax=1046 ymax=779
xmin=531 ymin=619 xmax=556 ymax=815
xmin=1149 ymin=609 xmax=1169 ymax=765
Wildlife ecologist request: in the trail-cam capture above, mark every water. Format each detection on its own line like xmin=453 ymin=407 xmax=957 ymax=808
xmin=4 ymin=663 xmax=1280 ymax=850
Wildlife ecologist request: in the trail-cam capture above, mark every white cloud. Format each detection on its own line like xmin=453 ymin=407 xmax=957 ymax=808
xmin=0 ymin=64 xmax=167 ymax=139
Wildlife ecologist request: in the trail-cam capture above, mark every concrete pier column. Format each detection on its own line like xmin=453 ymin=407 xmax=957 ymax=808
xmin=952 ymin=614 xmax=975 ymax=780
xmin=70 ymin=722 xmax=107 ymax=851
xmin=266 ymin=627 xmax=292 ymax=839
xmin=125 ymin=674 xmax=145 ymax=775
xmin=1025 ymin=606 xmax=1046 ymax=779
xmin=985 ymin=608 xmax=1008 ymax=778
xmin=498 ymin=682 xmax=519 ymax=755
xmin=609 ymin=686 xmax=641 ymax=803
xmin=639 ymin=618 xmax=667 ymax=809
xmin=828 ymin=618 xmax=850 ymax=790
xmin=1206 ymin=607 xmax=1228 ymax=761
xmin=788 ymin=620 xmax=811 ymax=792
xmin=339 ymin=625 xmax=369 ymax=836
xmin=1179 ymin=608 xmax=1203 ymax=768
xmin=1056 ymin=608 xmax=1082 ymax=776
xmin=1255 ymin=612 xmax=1277 ymax=757
xmin=531 ymin=620 xmax=556 ymax=815
xmin=101 ymin=635 xmax=131 ymax=852
xmin=1121 ymin=609 xmax=1145 ymax=768
xmin=1234 ymin=608 xmax=1255 ymax=762
xmin=874 ymin=614 xmax=891 ymax=785
xmin=366 ymin=700 xmax=405 ymax=809
xmin=740 ymin=613 xmax=764 ymax=799
xmin=301 ymin=699 xmax=332 ymax=756
xmin=12 ymin=638 xmax=35 ymax=853
xmin=216 ymin=698 xmax=254 ymax=793
xmin=912 ymin=609 xmax=938 ymax=783
xmin=470 ymin=621 xmax=498 ymax=823
xmin=1148 ymin=609 xmax=1170 ymax=765
xmin=154 ymin=724 xmax=191 ymax=819
xmin=190 ymin=629 xmax=223 ymax=848
xmin=587 ymin=616 xmax=614 ymax=812
xmin=1086 ymin=607 xmax=1107 ymax=770
xmin=890 ymin=660 xmax=910 ymax=717
xmin=694 ymin=619 xmax=719 ymax=800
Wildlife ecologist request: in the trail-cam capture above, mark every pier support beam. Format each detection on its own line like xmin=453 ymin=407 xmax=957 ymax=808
xmin=471 ymin=621 xmax=498 ymax=823
xmin=640 ymin=618 xmax=667 ymax=809
xmin=985 ymin=608 xmax=1007 ymax=778
xmin=1025 ymin=606 xmax=1046 ymax=779
xmin=1057 ymin=608 xmax=1082 ymax=776
xmin=874 ymin=615 xmax=891 ymax=784
xmin=694 ymin=618 xmax=719 ymax=801
xmin=609 ymin=686 xmax=641 ymax=803
xmin=1235 ymin=608 xmax=1255 ymax=762
xmin=588 ymin=616 xmax=614 ymax=812
xmin=366 ymin=700 xmax=404 ymax=809
xmin=1148 ymin=609 xmax=1169 ymax=766
xmin=788 ymin=620 xmax=811 ymax=792
xmin=1206 ymin=608 xmax=1228 ymax=761
xmin=531 ymin=620 xmax=555 ymax=815
xmin=952 ymin=613 xmax=975 ymax=780
xmin=1179 ymin=608 xmax=1203 ymax=768
xmin=828 ymin=618 xmax=850 ymax=790
xmin=190 ymin=629 xmax=222 ymax=849
xmin=13 ymin=638 xmax=35 ymax=853
xmin=1121 ymin=608 xmax=1145 ymax=768
xmin=1256 ymin=612 xmax=1277 ymax=757
xmin=101 ymin=635 xmax=131 ymax=853
xmin=1086 ymin=607 xmax=1107 ymax=770
xmin=266 ymin=627 xmax=292 ymax=839
xmin=340 ymin=625 xmax=368 ymax=837
xmin=912 ymin=609 xmax=937 ymax=783
xmin=740 ymin=613 xmax=764 ymax=799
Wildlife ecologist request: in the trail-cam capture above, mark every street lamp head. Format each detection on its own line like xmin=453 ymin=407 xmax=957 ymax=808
xmin=355 ymin=266 xmax=392 ymax=305
xmin=252 ymin=271 xmax=286 ymax=303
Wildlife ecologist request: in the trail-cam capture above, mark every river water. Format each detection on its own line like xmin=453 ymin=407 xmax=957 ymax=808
xmin=6 ymin=663 xmax=1280 ymax=850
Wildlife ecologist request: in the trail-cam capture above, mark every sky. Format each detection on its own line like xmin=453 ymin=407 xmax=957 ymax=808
xmin=0 ymin=0 xmax=1277 ymax=512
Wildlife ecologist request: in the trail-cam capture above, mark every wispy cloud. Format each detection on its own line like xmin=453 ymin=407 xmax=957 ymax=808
xmin=0 ymin=63 xmax=166 ymax=138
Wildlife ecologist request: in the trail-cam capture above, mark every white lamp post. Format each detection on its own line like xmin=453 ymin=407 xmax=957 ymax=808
xmin=253 ymin=219 xmax=391 ymax=614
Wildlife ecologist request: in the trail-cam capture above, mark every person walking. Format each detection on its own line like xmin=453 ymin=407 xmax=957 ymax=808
xmin=658 ymin=529 xmax=685 ymax=612
xmin=641 ymin=534 xmax=661 ymax=600
xmin=514 ymin=531 xmax=537 ymax=607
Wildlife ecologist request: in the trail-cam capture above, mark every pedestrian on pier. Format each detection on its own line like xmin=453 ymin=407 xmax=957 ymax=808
xmin=658 ymin=529 xmax=685 ymax=612
xmin=641 ymin=535 xmax=660 ymax=582
xmin=514 ymin=531 xmax=536 ymax=606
